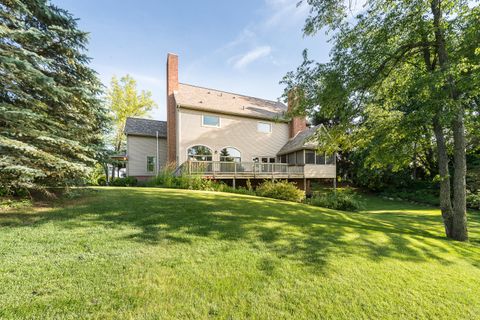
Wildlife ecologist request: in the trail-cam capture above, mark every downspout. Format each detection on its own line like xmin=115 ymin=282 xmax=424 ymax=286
xmin=156 ymin=130 xmax=159 ymax=175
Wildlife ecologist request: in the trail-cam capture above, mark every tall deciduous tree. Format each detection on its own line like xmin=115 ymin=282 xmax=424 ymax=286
xmin=0 ymin=0 xmax=109 ymax=193
xmin=107 ymin=75 xmax=156 ymax=153
xmin=283 ymin=0 xmax=479 ymax=240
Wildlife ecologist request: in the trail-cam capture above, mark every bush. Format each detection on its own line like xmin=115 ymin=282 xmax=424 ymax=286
xmin=467 ymin=191 xmax=480 ymax=210
xmin=256 ymin=180 xmax=305 ymax=202
xmin=97 ymin=176 xmax=107 ymax=186
xmin=309 ymin=190 xmax=361 ymax=211
xmin=110 ymin=177 xmax=138 ymax=187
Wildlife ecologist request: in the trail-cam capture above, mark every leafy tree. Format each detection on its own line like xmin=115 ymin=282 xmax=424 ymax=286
xmin=107 ymin=75 xmax=156 ymax=153
xmin=283 ymin=0 xmax=480 ymax=240
xmin=0 ymin=0 xmax=109 ymax=193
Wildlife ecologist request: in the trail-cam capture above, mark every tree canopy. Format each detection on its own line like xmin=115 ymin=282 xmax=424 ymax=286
xmin=107 ymin=75 xmax=156 ymax=153
xmin=283 ymin=0 xmax=480 ymax=240
xmin=0 ymin=0 xmax=109 ymax=193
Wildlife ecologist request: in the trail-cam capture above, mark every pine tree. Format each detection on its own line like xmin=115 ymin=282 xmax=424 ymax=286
xmin=0 ymin=0 xmax=109 ymax=193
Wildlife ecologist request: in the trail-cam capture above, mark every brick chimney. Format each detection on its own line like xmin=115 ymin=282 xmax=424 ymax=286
xmin=287 ymin=89 xmax=307 ymax=138
xmin=166 ymin=53 xmax=178 ymax=164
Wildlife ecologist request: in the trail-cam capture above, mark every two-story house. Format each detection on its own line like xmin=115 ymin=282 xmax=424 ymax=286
xmin=124 ymin=53 xmax=336 ymax=191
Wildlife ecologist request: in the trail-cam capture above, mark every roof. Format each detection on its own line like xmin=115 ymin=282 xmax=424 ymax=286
xmin=174 ymin=83 xmax=288 ymax=121
xmin=124 ymin=117 xmax=167 ymax=137
xmin=277 ymin=125 xmax=323 ymax=155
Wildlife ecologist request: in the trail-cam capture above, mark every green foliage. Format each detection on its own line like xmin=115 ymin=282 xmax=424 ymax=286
xmin=97 ymin=176 xmax=107 ymax=186
xmin=87 ymin=163 xmax=106 ymax=186
xmin=466 ymin=191 xmax=480 ymax=210
xmin=0 ymin=197 xmax=32 ymax=210
xmin=110 ymin=177 xmax=138 ymax=187
xmin=308 ymin=189 xmax=361 ymax=211
xmin=0 ymin=0 xmax=109 ymax=193
xmin=107 ymin=75 xmax=157 ymax=152
xmin=380 ymin=188 xmax=439 ymax=207
xmin=284 ymin=0 xmax=479 ymax=239
xmin=146 ymin=164 xmax=255 ymax=195
xmin=256 ymin=180 xmax=305 ymax=202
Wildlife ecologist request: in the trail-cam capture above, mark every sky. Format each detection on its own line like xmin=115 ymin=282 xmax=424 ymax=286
xmin=50 ymin=0 xmax=350 ymax=120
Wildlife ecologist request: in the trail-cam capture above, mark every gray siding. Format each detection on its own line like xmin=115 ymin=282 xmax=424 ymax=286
xmin=127 ymin=135 xmax=167 ymax=177
xmin=177 ymin=108 xmax=290 ymax=164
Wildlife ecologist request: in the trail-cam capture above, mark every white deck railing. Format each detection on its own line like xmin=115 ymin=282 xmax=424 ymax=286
xmin=180 ymin=161 xmax=305 ymax=178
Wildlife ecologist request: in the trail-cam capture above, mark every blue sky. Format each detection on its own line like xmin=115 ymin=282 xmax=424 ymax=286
xmin=51 ymin=0 xmax=339 ymax=120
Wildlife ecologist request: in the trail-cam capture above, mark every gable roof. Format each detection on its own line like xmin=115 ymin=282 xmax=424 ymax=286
xmin=124 ymin=117 xmax=167 ymax=137
xmin=174 ymin=83 xmax=288 ymax=121
xmin=277 ymin=125 xmax=323 ymax=155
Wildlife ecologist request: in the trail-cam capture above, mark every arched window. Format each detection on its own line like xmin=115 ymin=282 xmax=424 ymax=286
xmin=187 ymin=145 xmax=212 ymax=161
xmin=220 ymin=147 xmax=241 ymax=162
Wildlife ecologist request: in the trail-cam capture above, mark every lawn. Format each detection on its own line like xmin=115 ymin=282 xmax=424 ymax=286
xmin=1 ymin=187 xmax=479 ymax=319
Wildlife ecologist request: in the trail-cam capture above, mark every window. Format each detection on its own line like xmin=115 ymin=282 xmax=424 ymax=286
xmin=187 ymin=145 xmax=213 ymax=161
xmin=287 ymin=153 xmax=296 ymax=165
xmin=202 ymin=115 xmax=220 ymax=127
xmin=147 ymin=156 xmax=156 ymax=172
xmin=220 ymin=147 xmax=241 ymax=162
xmin=326 ymin=154 xmax=335 ymax=164
xmin=315 ymin=151 xmax=326 ymax=165
xmin=279 ymin=155 xmax=287 ymax=163
xmin=305 ymin=150 xmax=315 ymax=164
xmin=257 ymin=122 xmax=272 ymax=133
xmin=257 ymin=156 xmax=275 ymax=163
xmin=296 ymin=151 xmax=304 ymax=164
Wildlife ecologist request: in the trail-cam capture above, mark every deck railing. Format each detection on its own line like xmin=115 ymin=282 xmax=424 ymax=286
xmin=180 ymin=161 xmax=305 ymax=178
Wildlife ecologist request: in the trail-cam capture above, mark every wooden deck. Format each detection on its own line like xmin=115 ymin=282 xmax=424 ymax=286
xmin=179 ymin=161 xmax=335 ymax=179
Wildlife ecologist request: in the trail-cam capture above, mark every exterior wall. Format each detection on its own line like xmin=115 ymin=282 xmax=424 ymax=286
xmin=177 ymin=108 xmax=289 ymax=164
xmin=304 ymin=164 xmax=336 ymax=178
xmin=127 ymin=135 xmax=167 ymax=177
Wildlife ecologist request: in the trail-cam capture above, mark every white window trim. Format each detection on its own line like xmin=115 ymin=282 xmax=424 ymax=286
xmin=257 ymin=121 xmax=272 ymax=133
xmin=202 ymin=114 xmax=220 ymax=128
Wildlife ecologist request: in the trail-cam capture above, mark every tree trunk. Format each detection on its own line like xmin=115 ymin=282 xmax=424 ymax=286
xmin=452 ymin=109 xmax=468 ymax=240
xmin=431 ymin=0 xmax=468 ymax=241
xmin=432 ymin=116 xmax=454 ymax=238
xmin=103 ymin=163 xmax=110 ymax=185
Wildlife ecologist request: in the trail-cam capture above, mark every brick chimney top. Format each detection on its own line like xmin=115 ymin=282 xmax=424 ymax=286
xmin=287 ymin=89 xmax=307 ymax=138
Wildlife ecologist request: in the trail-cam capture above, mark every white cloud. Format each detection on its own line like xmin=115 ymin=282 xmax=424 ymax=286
xmin=263 ymin=0 xmax=309 ymax=29
xmin=230 ymin=46 xmax=272 ymax=70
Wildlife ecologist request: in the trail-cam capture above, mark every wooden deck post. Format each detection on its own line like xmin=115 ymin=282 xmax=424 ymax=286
xmin=233 ymin=162 xmax=237 ymax=189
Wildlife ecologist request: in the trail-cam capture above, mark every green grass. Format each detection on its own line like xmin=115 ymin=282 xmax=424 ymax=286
xmin=1 ymin=187 xmax=479 ymax=319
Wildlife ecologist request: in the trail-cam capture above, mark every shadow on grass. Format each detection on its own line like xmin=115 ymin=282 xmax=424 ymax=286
xmin=1 ymin=187 xmax=479 ymax=271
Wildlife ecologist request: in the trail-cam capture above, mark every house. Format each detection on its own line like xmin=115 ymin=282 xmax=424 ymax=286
xmin=124 ymin=53 xmax=336 ymax=191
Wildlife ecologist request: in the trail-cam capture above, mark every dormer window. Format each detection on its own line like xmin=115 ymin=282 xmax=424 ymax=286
xmin=202 ymin=115 xmax=220 ymax=127
xmin=257 ymin=122 xmax=272 ymax=133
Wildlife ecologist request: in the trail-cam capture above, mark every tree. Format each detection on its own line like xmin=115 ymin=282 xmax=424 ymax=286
xmin=0 ymin=0 xmax=109 ymax=193
xmin=107 ymin=75 xmax=156 ymax=153
xmin=283 ymin=0 xmax=479 ymax=240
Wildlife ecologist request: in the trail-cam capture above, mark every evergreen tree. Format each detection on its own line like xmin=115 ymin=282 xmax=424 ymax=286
xmin=0 ymin=0 xmax=109 ymax=193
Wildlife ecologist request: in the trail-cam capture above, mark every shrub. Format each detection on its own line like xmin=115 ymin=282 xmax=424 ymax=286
xmin=467 ymin=191 xmax=480 ymax=210
xmin=97 ymin=176 xmax=107 ymax=186
xmin=256 ymin=180 xmax=305 ymax=202
xmin=110 ymin=177 xmax=138 ymax=187
xmin=309 ymin=189 xmax=361 ymax=211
